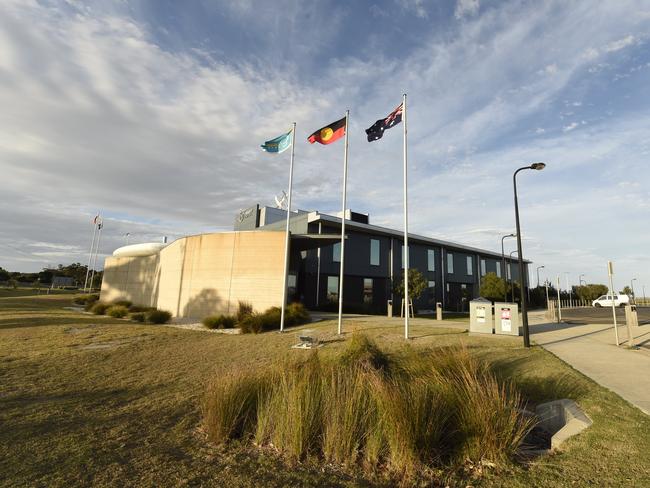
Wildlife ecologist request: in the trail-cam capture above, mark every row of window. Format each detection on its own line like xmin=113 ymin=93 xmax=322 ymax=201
xmin=330 ymin=240 xmax=516 ymax=279
xmin=325 ymin=275 xmax=437 ymax=304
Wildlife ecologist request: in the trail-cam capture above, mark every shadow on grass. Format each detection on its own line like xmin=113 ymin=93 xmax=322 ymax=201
xmin=489 ymin=355 xmax=589 ymax=404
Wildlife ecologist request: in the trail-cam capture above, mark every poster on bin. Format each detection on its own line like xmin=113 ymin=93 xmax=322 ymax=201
xmin=477 ymin=306 xmax=486 ymax=324
xmin=501 ymin=308 xmax=512 ymax=332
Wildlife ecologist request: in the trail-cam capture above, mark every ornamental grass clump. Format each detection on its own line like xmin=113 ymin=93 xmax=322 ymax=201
xmin=90 ymin=302 xmax=110 ymax=315
xmin=202 ymin=335 xmax=534 ymax=481
xmin=202 ymin=315 xmax=237 ymax=329
xmin=106 ymin=305 xmax=129 ymax=318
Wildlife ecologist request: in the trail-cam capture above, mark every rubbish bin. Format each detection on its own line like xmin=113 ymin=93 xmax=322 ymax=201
xmin=495 ymin=302 xmax=520 ymax=336
xmin=469 ymin=298 xmax=493 ymax=334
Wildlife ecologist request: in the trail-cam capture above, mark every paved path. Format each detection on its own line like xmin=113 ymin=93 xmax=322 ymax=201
xmin=531 ymin=320 xmax=650 ymax=414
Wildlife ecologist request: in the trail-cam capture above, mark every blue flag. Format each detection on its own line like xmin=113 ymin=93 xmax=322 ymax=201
xmin=261 ymin=129 xmax=293 ymax=153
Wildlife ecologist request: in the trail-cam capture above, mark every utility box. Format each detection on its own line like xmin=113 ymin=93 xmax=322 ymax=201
xmin=436 ymin=302 xmax=442 ymax=321
xmin=469 ymin=298 xmax=493 ymax=334
xmin=625 ymin=304 xmax=639 ymax=327
xmin=495 ymin=302 xmax=520 ymax=336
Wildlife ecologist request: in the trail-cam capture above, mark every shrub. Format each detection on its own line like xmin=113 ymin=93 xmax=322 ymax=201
xmin=73 ymin=294 xmax=99 ymax=306
xmin=130 ymin=312 xmax=146 ymax=323
xmin=146 ymin=309 xmax=172 ymax=324
xmin=236 ymin=301 xmax=253 ymax=322
xmin=239 ymin=313 xmax=264 ymax=334
xmin=128 ymin=304 xmax=155 ymax=313
xmin=106 ymin=305 xmax=129 ymax=318
xmin=285 ymin=302 xmax=311 ymax=326
xmin=203 ymin=315 xmax=237 ymax=329
xmin=112 ymin=299 xmax=132 ymax=308
xmin=90 ymin=302 xmax=110 ymax=315
xmin=238 ymin=306 xmax=291 ymax=334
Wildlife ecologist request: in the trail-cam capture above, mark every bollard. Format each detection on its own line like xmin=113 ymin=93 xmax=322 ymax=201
xmin=436 ymin=302 xmax=442 ymax=321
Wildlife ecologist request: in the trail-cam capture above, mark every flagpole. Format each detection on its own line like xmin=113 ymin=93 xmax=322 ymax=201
xmin=337 ymin=110 xmax=349 ymax=335
xmin=89 ymin=220 xmax=102 ymax=291
xmin=84 ymin=219 xmax=98 ymax=292
xmin=280 ymin=123 xmax=296 ymax=333
xmin=403 ymin=93 xmax=409 ymax=340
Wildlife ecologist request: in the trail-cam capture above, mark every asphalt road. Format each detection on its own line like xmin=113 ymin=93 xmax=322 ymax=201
xmin=559 ymin=306 xmax=650 ymax=325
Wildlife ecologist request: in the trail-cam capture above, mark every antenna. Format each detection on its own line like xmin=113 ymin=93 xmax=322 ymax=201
xmin=274 ymin=190 xmax=288 ymax=210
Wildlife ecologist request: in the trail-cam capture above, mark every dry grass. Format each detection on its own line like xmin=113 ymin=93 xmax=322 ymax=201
xmin=202 ymin=336 xmax=535 ymax=482
xmin=1 ymin=294 xmax=649 ymax=487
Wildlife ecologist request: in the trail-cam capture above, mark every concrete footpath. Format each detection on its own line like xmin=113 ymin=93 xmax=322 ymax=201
xmin=531 ymin=320 xmax=650 ymax=415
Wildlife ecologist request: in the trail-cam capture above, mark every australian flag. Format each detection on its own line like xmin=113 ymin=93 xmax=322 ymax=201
xmin=365 ymin=102 xmax=403 ymax=142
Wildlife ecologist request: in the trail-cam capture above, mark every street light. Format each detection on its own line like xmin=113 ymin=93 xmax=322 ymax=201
xmin=501 ymin=233 xmax=516 ymax=301
xmin=631 ymin=278 xmax=637 ymax=301
xmin=124 ymin=233 xmax=131 ymax=245
xmin=564 ymin=272 xmax=572 ymax=306
xmin=509 ymin=250 xmax=518 ymax=302
xmin=513 ymin=162 xmax=545 ymax=348
xmin=536 ymin=265 xmax=545 ymax=288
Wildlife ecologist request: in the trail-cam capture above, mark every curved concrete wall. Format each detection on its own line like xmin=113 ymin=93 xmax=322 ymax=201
xmin=100 ymin=231 xmax=286 ymax=319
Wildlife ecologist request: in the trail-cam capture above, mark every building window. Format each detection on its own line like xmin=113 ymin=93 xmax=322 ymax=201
xmin=466 ymin=256 xmax=473 ymax=275
xmin=363 ymin=278 xmax=373 ymax=304
xmin=287 ymin=274 xmax=296 ymax=298
xmin=447 ymin=253 xmax=454 ymax=274
xmin=370 ymin=239 xmax=380 ymax=266
xmin=496 ymin=262 xmax=501 ymax=278
xmin=327 ymin=276 xmax=339 ymax=302
xmin=332 ymin=242 xmax=341 ymax=263
xmin=507 ymin=263 xmax=511 ymax=280
xmin=480 ymin=259 xmax=486 ymax=276
xmin=427 ymin=249 xmax=435 ymax=272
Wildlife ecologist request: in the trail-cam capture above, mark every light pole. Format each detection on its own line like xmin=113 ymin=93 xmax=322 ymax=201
xmin=501 ymin=233 xmax=516 ymax=301
xmin=536 ymin=265 xmax=545 ymax=288
xmin=643 ymin=285 xmax=646 ymax=306
xmin=513 ymin=162 xmax=545 ymax=348
xmin=124 ymin=233 xmax=131 ymax=245
xmin=631 ymin=278 xmax=637 ymax=302
xmin=509 ymin=250 xmax=518 ymax=302
xmin=579 ymin=274 xmax=586 ymax=286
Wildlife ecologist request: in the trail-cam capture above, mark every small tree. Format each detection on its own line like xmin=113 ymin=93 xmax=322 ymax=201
xmin=479 ymin=272 xmax=507 ymax=302
xmin=393 ymin=269 xmax=428 ymax=302
xmin=575 ymin=284 xmax=608 ymax=301
xmin=620 ymin=286 xmax=633 ymax=297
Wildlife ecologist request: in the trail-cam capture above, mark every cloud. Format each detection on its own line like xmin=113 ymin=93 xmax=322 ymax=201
xmin=604 ymin=35 xmax=635 ymax=52
xmin=1 ymin=0 xmax=650 ymax=290
xmin=563 ymin=122 xmax=578 ymax=132
xmin=455 ymin=0 xmax=480 ymax=19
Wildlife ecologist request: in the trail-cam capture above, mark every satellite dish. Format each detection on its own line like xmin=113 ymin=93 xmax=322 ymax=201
xmin=274 ymin=190 xmax=288 ymax=210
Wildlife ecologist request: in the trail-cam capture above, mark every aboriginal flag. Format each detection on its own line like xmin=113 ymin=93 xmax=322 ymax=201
xmin=365 ymin=102 xmax=403 ymax=142
xmin=308 ymin=116 xmax=346 ymax=145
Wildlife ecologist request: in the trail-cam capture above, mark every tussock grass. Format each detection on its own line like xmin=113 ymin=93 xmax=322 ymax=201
xmin=203 ymin=334 xmax=534 ymax=481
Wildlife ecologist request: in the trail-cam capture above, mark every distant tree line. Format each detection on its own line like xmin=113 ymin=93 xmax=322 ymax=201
xmin=0 ymin=263 xmax=103 ymax=287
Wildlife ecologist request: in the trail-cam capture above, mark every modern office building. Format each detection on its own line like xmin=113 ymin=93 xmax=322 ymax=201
xmin=100 ymin=204 xmax=529 ymax=318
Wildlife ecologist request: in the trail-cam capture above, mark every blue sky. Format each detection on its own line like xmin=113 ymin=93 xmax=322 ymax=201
xmin=1 ymin=0 xmax=649 ymax=293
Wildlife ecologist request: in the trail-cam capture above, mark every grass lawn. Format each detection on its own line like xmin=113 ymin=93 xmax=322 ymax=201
xmin=1 ymin=294 xmax=648 ymax=487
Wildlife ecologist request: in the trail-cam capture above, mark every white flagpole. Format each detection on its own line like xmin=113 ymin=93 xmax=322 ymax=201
xmin=403 ymin=93 xmax=409 ymax=339
xmin=84 ymin=219 xmax=98 ymax=292
xmin=89 ymin=220 xmax=103 ymax=291
xmin=280 ymin=124 xmax=296 ymax=333
xmin=337 ymin=110 xmax=349 ymax=335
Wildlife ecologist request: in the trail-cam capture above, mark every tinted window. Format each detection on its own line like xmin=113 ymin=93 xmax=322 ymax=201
xmin=447 ymin=253 xmax=454 ymax=273
xmin=370 ymin=239 xmax=380 ymax=266
xmin=427 ymin=249 xmax=435 ymax=271
xmin=332 ymin=242 xmax=340 ymax=262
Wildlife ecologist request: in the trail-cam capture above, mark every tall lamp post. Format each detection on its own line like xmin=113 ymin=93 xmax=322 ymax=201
xmin=631 ymin=278 xmax=637 ymax=302
xmin=536 ymin=265 xmax=545 ymax=288
xmin=513 ymin=162 xmax=546 ymax=348
xmin=501 ymin=233 xmax=516 ymax=301
xmin=579 ymin=274 xmax=586 ymax=286
xmin=509 ymin=250 xmax=518 ymax=302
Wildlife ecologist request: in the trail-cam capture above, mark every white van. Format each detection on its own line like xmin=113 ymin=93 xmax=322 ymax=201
xmin=592 ymin=294 xmax=630 ymax=308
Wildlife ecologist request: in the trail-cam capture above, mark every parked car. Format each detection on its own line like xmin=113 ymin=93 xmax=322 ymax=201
xmin=592 ymin=294 xmax=630 ymax=307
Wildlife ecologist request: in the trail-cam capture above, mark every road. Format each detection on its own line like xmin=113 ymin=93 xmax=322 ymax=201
xmin=558 ymin=305 xmax=650 ymax=325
